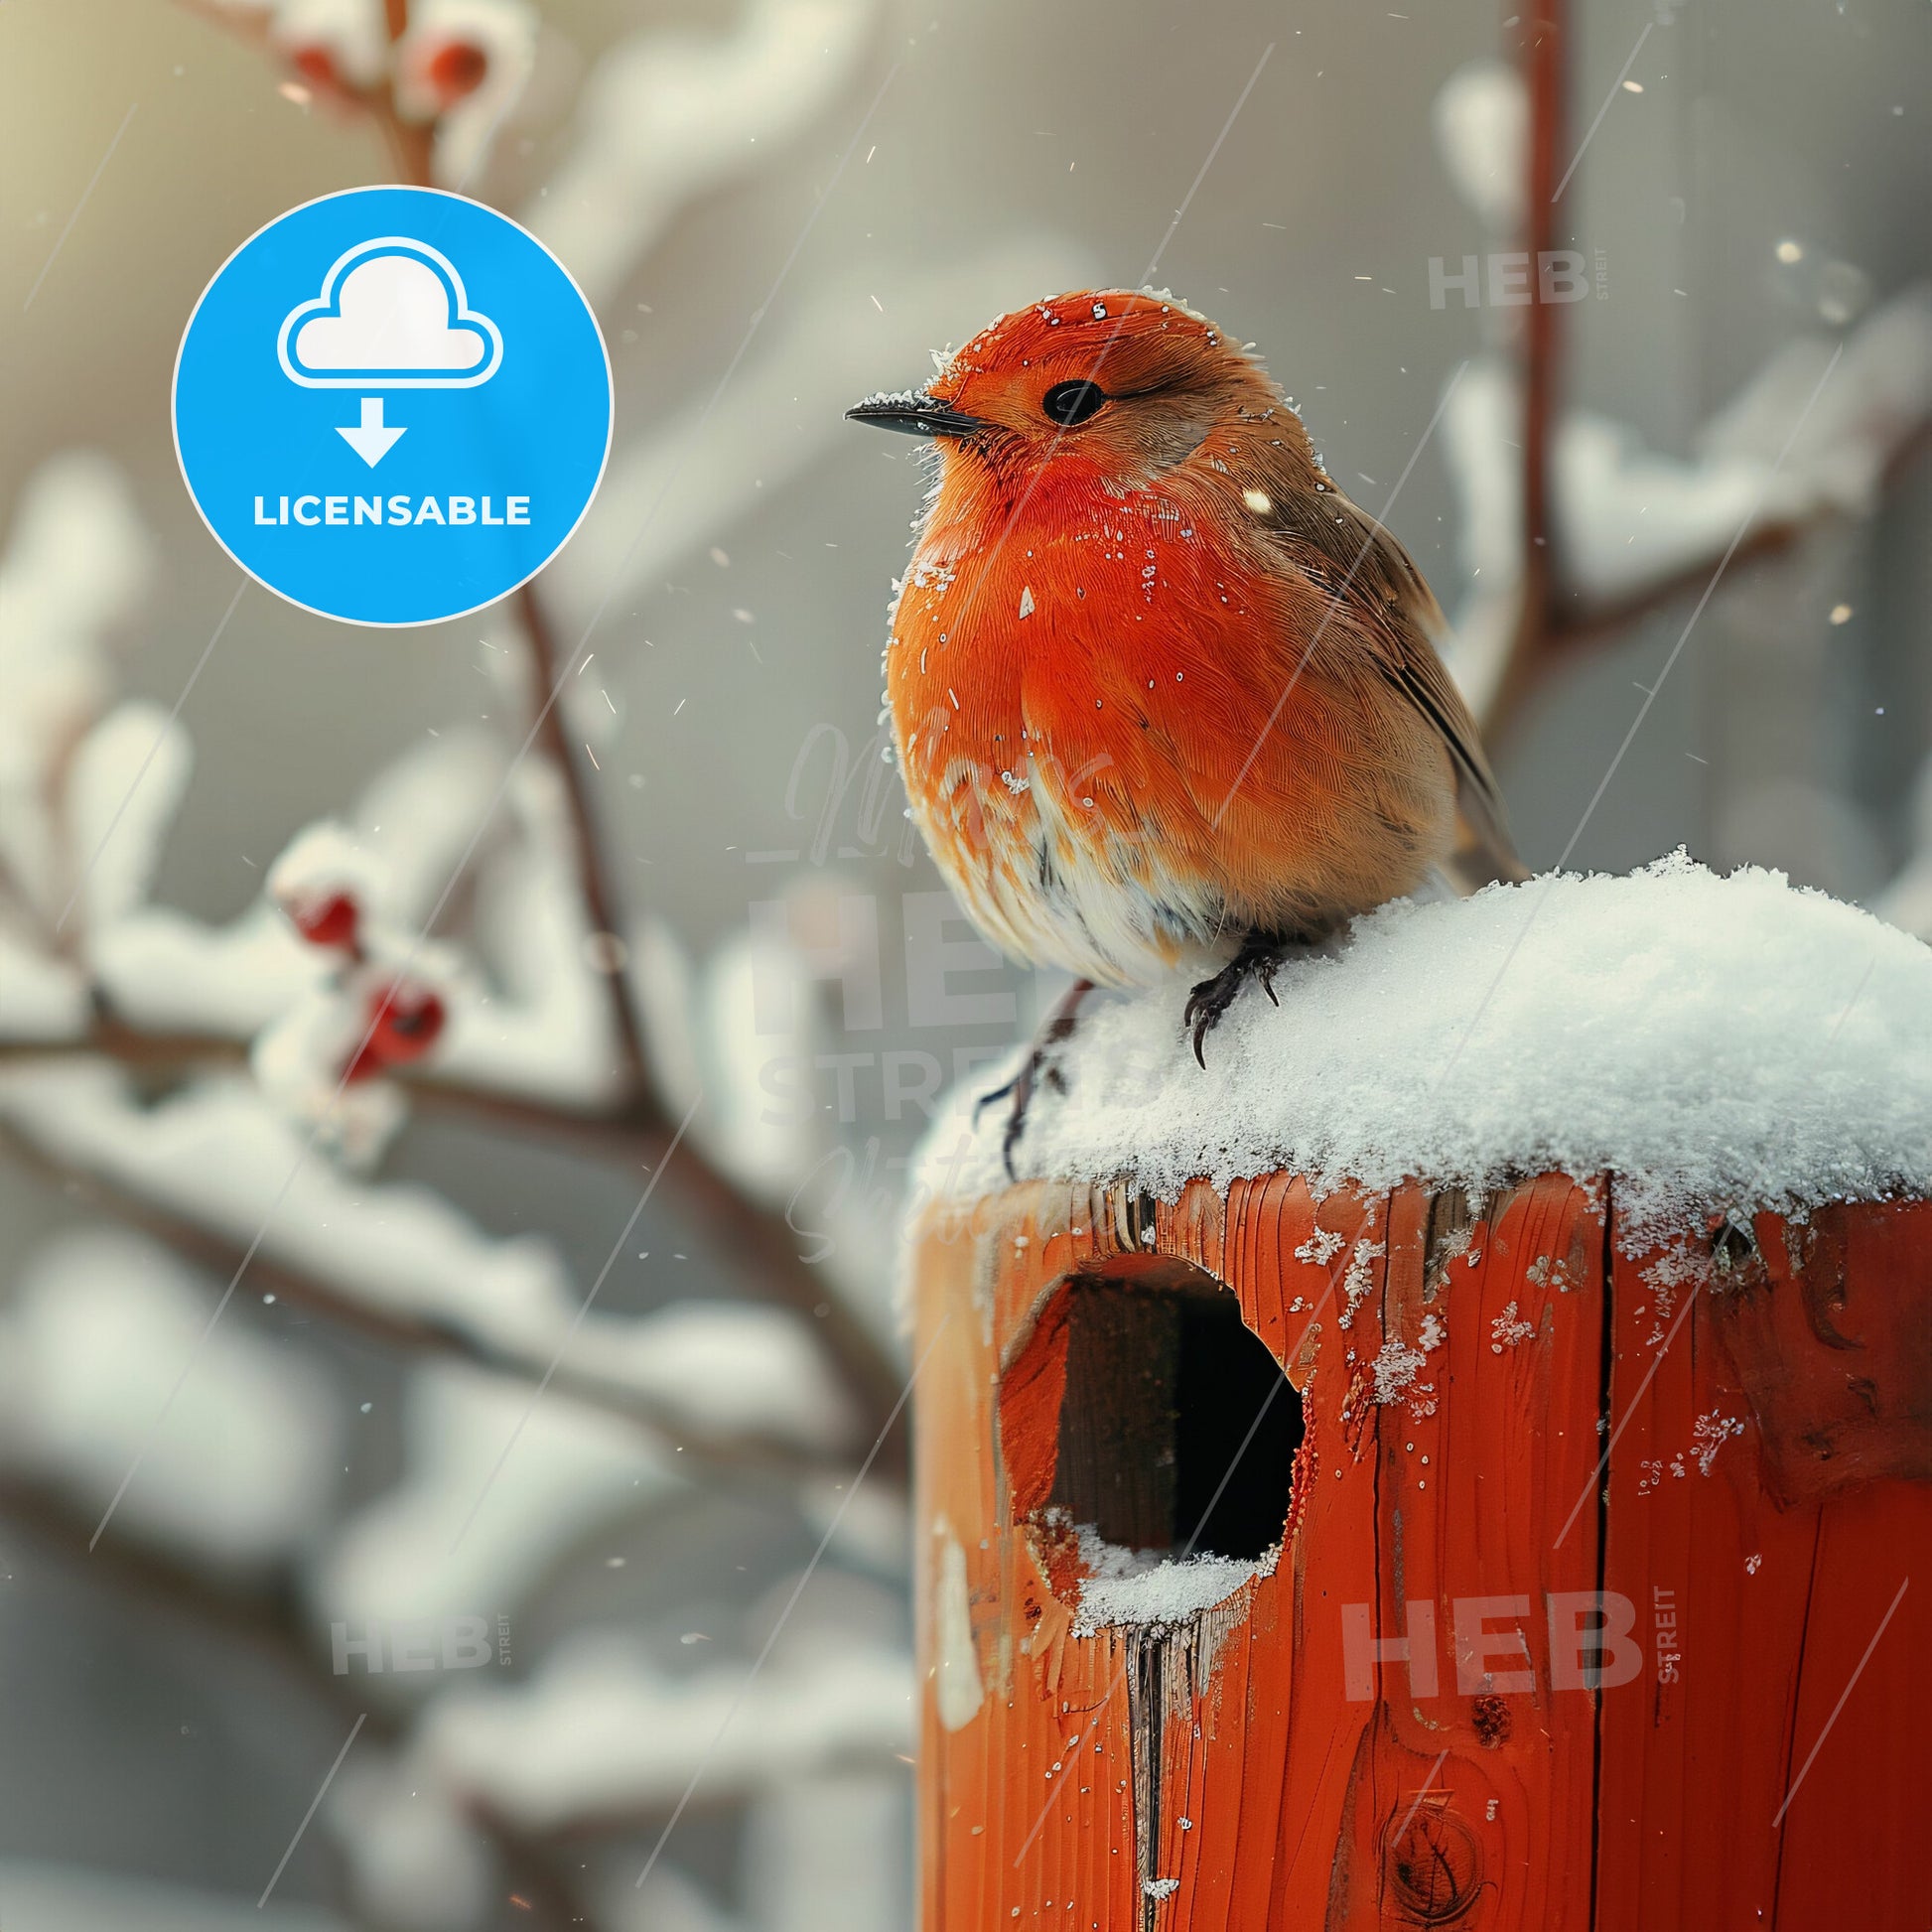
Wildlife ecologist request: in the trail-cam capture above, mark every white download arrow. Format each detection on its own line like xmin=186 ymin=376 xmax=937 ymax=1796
xmin=337 ymin=396 xmax=406 ymax=468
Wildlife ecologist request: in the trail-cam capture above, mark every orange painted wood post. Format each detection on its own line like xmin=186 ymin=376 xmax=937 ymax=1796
xmin=907 ymin=1173 xmax=1932 ymax=1930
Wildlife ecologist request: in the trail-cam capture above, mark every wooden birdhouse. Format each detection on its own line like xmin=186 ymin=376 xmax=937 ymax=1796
xmin=903 ymin=861 xmax=1932 ymax=1929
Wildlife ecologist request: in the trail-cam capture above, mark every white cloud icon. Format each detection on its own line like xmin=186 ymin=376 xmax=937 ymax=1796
xmin=278 ymin=237 xmax=503 ymax=389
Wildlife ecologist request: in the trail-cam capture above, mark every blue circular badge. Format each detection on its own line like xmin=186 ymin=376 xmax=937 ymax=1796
xmin=174 ymin=187 xmax=611 ymax=627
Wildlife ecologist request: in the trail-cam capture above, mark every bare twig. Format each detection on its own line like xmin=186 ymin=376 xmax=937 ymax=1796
xmin=515 ymin=581 xmax=652 ymax=1102
xmin=1473 ymin=3 xmax=1931 ymax=745
xmin=509 ymin=588 xmax=912 ymax=1450
xmin=0 ymin=1021 xmax=249 ymax=1076
xmin=1483 ymin=411 xmax=1932 ymax=743
xmin=1485 ymin=0 xmax=1567 ymax=741
xmin=1542 ymin=420 xmax=1932 ymax=656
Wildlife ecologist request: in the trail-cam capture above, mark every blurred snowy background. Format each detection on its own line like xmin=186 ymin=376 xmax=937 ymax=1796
xmin=0 ymin=0 xmax=1928 ymax=1925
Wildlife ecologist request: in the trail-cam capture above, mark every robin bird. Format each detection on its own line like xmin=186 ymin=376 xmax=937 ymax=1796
xmin=849 ymin=288 xmax=1524 ymax=1163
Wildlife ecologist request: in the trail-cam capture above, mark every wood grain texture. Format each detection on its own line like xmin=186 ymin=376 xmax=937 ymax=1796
xmin=908 ymin=1179 xmax=1932 ymax=1931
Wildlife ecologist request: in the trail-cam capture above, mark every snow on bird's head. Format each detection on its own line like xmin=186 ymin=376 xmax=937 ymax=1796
xmin=918 ymin=288 xmax=1294 ymax=486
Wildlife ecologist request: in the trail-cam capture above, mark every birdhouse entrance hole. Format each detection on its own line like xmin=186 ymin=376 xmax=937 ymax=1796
xmin=999 ymin=1257 xmax=1302 ymax=1601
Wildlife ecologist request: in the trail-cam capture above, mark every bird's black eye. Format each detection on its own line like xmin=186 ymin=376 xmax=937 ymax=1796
xmin=1041 ymin=380 xmax=1107 ymax=427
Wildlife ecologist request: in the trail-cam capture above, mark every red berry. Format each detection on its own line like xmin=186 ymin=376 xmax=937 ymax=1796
xmin=287 ymin=890 xmax=360 ymax=950
xmin=289 ymin=47 xmax=343 ymax=90
xmin=345 ymin=981 xmax=447 ymax=1082
xmin=426 ymin=40 xmax=489 ymax=103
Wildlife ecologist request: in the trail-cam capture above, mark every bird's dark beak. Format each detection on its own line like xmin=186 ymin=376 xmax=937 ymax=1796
xmin=845 ymin=390 xmax=987 ymax=439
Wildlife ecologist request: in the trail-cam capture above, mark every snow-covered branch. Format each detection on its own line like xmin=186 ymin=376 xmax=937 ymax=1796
xmin=0 ymin=1068 xmax=863 ymax=1480
xmin=0 ymin=436 xmax=910 ymax=1472
xmin=1428 ymin=49 xmax=1932 ymax=738
xmin=389 ymin=1631 xmax=911 ymax=1836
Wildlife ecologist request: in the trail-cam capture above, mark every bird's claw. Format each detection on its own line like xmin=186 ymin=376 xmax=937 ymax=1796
xmin=985 ymin=1040 xmax=1051 ymax=1182
xmin=1185 ymin=936 xmax=1297 ymax=1067
xmin=973 ymin=1073 xmax=1020 ymax=1129
xmin=976 ymin=980 xmax=1094 ymax=1181
xmin=1183 ymin=970 xmax=1242 ymax=1067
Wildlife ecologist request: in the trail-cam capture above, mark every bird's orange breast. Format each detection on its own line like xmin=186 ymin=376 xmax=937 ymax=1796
xmin=885 ymin=460 xmax=1450 ymax=987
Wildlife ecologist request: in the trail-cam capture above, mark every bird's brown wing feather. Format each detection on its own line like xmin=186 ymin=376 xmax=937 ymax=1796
xmin=1380 ymin=644 xmax=1528 ymax=890
xmin=1247 ymin=461 xmax=1528 ymax=889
